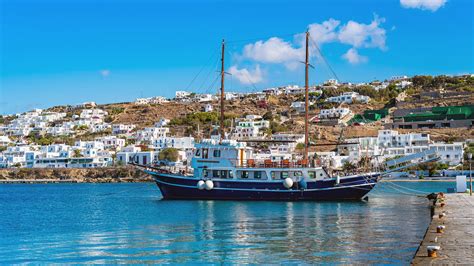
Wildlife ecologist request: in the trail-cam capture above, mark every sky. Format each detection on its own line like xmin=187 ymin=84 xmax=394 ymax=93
xmin=1 ymin=0 xmax=473 ymax=114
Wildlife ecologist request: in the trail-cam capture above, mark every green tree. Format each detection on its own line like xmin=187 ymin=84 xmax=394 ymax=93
xmin=73 ymin=149 xmax=83 ymax=158
xmin=295 ymin=143 xmax=305 ymax=151
xmin=159 ymin=148 xmax=179 ymax=162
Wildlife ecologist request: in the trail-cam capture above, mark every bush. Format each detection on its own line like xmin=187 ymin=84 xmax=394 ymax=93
xmin=159 ymin=148 xmax=179 ymax=162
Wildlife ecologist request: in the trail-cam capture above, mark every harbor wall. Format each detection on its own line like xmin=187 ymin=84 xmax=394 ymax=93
xmin=0 ymin=167 xmax=153 ymax=183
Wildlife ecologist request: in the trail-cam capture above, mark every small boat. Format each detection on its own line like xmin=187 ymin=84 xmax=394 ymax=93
xmin=135 ymin=32 xmax=380 ymax=201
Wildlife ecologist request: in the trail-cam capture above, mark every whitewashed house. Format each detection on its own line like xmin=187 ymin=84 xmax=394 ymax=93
xmin=232 ymin=115 xmax=270 ymax=139
xmin=155 ymin=118 xmax=170 ymax=128
xmin=135 ymin=126 xmax=170 ymax=143
xmin=80 ymin=109 xmax=108 ymax=120
xmin=319 ymin=108 xmax=352 ymax=119
xmin=96 ymin=136 xmax=126 ymax=150
xmin=0 ymin=136 xmax=11 ymax=146
xmin=151 ymin=136 xmax=194 ymax=150
xmin=112 ymin=124 xmax=136 ymax=135
xmin=204 ymin=104 xmax=213 ymax=112
xmin=326 ymin=92 xmax=370 ymax=104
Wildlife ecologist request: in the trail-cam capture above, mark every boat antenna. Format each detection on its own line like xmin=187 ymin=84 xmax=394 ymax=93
xmin=220 ymin=39 xmax=225 ymax=142
xmin=304 ymin=31 xmax=310 ymax=163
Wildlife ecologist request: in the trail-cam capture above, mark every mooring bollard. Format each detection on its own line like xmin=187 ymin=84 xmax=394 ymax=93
xmin=427 ymin=245 xmax=441 ymax=258
xmin=440 ymin=202 xmax=446 ymax=207
xmin=436 ymin=225 xmax=445 ymax=233
xmin=439 ymin=212 xmax=446 ymax=219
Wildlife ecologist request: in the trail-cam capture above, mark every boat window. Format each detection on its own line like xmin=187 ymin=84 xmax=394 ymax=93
xmin=293 ymin=171 xmax=303 ymax=177
xmin=213 ymin=170 xmax=219 ymax=178
xmin=241 ymin=171 xmax=249 ymax=179
xmin=202 ymin=149 xmax=209 ymax=159
xmin=213 ymin=150 xmax=221 ymax=158
xmin=281 ymin=171 xmax=289 ymax=179
xmin=308 ymin=171 xmax=316 ymax=179
xmin=195 ymin=149 xmax=201 ymax=157
xmin=271 ymin=172 xmax=277 ymax=180
xmin=254 ymin=171 xmax=262 ymax=179
xmin=220 ymin=170 xmax=227 ymax=179
xmin=229 ymin=171 xmax=234 ymax=178
xmin=203 ymin=169 xmax=208 ymax=177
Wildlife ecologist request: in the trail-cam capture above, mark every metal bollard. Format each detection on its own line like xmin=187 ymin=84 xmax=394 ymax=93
xmin=436 ymin=225 xmax=445 ymax=233
xmin=427 ymin=246 xmax=440 ymax=258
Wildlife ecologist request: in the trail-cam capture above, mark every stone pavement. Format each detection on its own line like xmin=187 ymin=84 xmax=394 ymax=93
xmin=412 ymin=193 xmax=474 ymax=265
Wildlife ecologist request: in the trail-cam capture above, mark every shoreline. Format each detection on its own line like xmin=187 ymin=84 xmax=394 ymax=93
xmin=0 ymin=167 xmax=153 ymax=183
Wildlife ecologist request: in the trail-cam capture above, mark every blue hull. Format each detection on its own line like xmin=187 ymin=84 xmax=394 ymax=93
xmin=147 ymin=171 xmax=379 ymax=201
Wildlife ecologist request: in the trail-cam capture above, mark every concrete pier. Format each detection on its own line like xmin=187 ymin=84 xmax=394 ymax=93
xmin=412 ymin=193 xmax=474 ymax=265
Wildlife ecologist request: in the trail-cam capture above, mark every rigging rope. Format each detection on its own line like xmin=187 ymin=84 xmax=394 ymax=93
xmin=309 ymin=37 xmax=340 ymax=82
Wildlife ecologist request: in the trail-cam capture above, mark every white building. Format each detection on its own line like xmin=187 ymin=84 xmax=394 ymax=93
xmin=155 ymin=118 xmax=170 ymax=127
xmin=232 ymin=115 xmax=270 ymax=139
xmin=116 ymin=148 xmax=160 ymax=166
xmin=0 ymin=136 xmax=11 ymax=146
xmin=90 ymin=123 xmax=111 ymax=133
xmin=112 ymin=124 xmax=136 ymax=135
xmin=79 ymin=109 xmax=108 ymax=120
xmin=135 ymin=96 xmax=169 ymax=105
xmin=325 ymin=79 xmax=339 ymax=86
xmin=389 ymin=75 xmax=408 ymax=81
xmin=151 ymin=136 xmax=194 ymax=150
xmin=96 ymin=136 xmax=126 ymax=150
xmin=175 ymin=91 xmax=192 ymax=99
xmin=319 ymin=108 xmax=352 ymax=120
xmin=291 ymin=101 xmax=314 ymax=113
xmin=336 ymin=130 xmax=465 ymax=166
xmin=326 ymin=92 xmax=370 ymax=104
xmin=204 ymin=104 xmax=213 ymax=112
xmin=135 ymin=126 xmax=170 ymax=143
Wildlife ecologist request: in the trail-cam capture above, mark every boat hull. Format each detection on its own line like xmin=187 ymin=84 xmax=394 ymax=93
xmin=147 ymin=170 xmax=378 ymax=201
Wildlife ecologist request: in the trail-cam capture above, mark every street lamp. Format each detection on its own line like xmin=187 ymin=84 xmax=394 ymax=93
xmin=468 ymin=153 xmax=472 ymax=196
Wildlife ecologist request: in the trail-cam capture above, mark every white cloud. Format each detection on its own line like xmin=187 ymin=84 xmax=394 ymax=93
xmin=99 ymin=69 xmax=110 ymax=78
xmin=342 ymin=48 xmax=368 ymax=64
xmin=228 ymin=65 xmax=264 ymax=85
xmin=400 ymin=0 xmax=447 ymax=11
xmin=239 ymin=16 xmax=387 ymax=68
xmin=307 ymin=19 xmax=341 ymax=45
xmin=243 ymin=37 xmax=304 ymax=64
xmin=338 ymin=15 xmax=386 ymax=49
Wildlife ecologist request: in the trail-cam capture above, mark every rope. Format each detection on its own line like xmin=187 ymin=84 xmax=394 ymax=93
xmin=184 ymin=47 xmax=219 ymax=92
xmin=309 ymin=37 xmax=340 ymax=81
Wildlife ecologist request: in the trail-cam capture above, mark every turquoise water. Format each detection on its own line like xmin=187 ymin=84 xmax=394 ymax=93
xmin=0 ymin=181 xmax=455 ymax=264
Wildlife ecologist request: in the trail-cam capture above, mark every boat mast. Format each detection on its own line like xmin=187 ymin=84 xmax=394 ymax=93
xmin=220 ymin=39 xmax=225 ymax=142
xmin=304 ymin=31 xmax=310 ymax=162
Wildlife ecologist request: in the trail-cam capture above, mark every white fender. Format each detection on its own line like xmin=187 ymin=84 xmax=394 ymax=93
xmin=197 ymin=180 xmax=205 ymax=190
xmin=283 ymin=178 xmax=294 ymax=189
xmin=205 ymin=180 xmax=214 ymax=190
xmin=335 ymin=176 xmax=340 ymax=185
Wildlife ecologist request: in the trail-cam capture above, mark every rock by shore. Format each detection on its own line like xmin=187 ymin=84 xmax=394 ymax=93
xmin=0 ymin=167 xmax=153 ymax=183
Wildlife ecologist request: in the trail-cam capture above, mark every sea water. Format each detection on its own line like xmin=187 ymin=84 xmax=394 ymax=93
xmin=0 ymin=181 xmax=455 ymax=264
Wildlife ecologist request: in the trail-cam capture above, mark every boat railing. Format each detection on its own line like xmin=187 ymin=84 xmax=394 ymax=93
xmin=234 ymin=159 xmax=310 ymax=168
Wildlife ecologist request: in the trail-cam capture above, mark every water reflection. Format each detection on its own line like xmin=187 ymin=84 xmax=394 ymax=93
xmin=0 ymin=182 xmax=444 ymax=264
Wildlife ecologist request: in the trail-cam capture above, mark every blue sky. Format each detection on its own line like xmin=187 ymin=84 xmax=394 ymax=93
xmin=1 ymin=0 xmax=473 ymax=114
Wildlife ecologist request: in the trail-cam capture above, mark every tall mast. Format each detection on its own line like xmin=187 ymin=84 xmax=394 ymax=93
xmin=304 ymin=31 xmax=310 ymax=162
xmin=220 ymin=39 xmax=225 ymax=141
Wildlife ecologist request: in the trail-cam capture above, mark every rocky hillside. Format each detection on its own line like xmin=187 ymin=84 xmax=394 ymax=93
xmin=0 ymin=167 xmax=152 ymax=182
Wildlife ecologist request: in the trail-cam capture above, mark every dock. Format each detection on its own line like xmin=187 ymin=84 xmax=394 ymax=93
xmin=412 ymin=193 xmax=474 ymax=265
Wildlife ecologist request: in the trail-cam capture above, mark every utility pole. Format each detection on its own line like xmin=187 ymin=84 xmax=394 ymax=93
xmin=304 ymin=31 xmax=310 ymax=163
xmin=220 ymin=39 xmax=225 ymax=142
xmin=469 ymin=153 xmax=472 ymax=196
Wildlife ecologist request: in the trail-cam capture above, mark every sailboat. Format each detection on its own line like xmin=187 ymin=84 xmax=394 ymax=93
xmin=136 ymin=32 xmax=380 ymax=200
